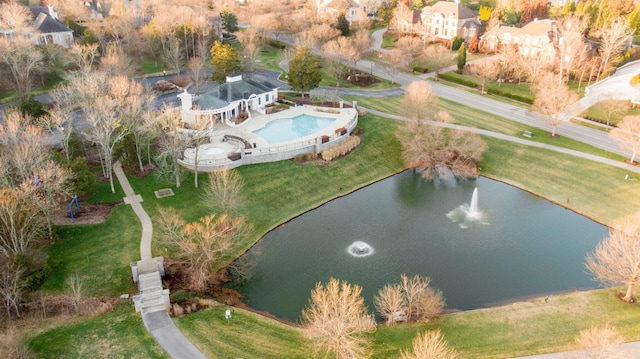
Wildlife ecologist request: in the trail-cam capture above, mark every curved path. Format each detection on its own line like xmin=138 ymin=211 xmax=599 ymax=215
xmin=113 ymin=162 xmax=208 ymax=359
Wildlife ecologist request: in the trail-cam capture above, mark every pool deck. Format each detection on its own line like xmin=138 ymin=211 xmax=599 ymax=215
xmin=222 ymin=105 xmax=357 ymax=148
xmin=180 ymin=105 xmax=358 ymax=171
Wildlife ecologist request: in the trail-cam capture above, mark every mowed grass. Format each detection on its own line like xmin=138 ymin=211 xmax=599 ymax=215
xmin=42 ymin=204 xmax=140 ymax=296
xmin=31 ymin=107 xmax=640 ymax=357
xmin=28 ymin=304 xmax=167 ymax=358
xmin=174 ymin=306 xmax=310 ymax=358
xmin=373 ymin=288 xmax=640 ymax=358
xmin=581 ymin=99 xmax=640 ymax=126
xmin=343 ymin=95 xmax=627 ymax=162
xmin=480 ymin=138 xmax=640 ymax=224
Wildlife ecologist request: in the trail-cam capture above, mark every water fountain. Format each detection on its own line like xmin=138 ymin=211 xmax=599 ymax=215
xmin=447 ymin=187 xmax=489 ymax=228
xmin=347 ymin=241 xmax=374 ymax=257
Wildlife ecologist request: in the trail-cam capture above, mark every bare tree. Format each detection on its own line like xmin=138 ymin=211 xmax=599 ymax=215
xmin=586 ymin=214 xmax=640 ymax=302
xmin=421 ymin=44 xmax=452 ymax=80
xmin=532 ymin=72 xmax=579 ymax=137
xmin=573 ymin=324 xmax=626 ymax=359
xmin=610 ymin=115 xmax=640 ymax=163
xmin=401 ymin=274 xmax=428 ymax=322
xmin=301 ymin=278 xmax=376 ymax=359
xmin=391 ymin=1 xmax=412 ymax=34
xmin=188 ymin=56 xmax=207 ymax=94
xmin=415 ymin=286 xmax=445 ymax=322
xmin=322 ymin=37 xmax=359 ymax=87
xmin=164 ymin=36 xmax=185 ymax=74
xmin=398 ymin=104 xmax=487 ymax=180
xmin=598 ymin=98 xmax=628 ymax=126
xmin=155 ymin=106 xmax=190 ymax=188
xmin=557 ymin=16 xmax=590 ymax=83
xmin=41 ymin=93 xmax=75 ymax=163
xmin=380 ymin=49 xmax=411 ymax=84
xmin=596 ymin=18 xmax=634 ymax=80
xmin=400 ymin=330 xmax=458 ymax=359
xmin=401 ymin=81 xmax=439 ymax=120
xmin=468 ymin=58 xmax=498 ymax=94
xmin=374 ymin=284 xmax=406 ymax=325
xmin=156 ymin=207 xmax=250 ymax=291
xmin=0 ymin=258 xmax=27 ymax=319
xmin=201 ymin=168 xmax=245 ymax=215
xmin=396 ymin=36 xmax=424 ymax=63
xmin=66 ymin=272 xmax=84 ymax=313
xmin=0 ymin=189 xmax=48 ymax=259
xmin=0 ymin=36 xmax=43 ymax=100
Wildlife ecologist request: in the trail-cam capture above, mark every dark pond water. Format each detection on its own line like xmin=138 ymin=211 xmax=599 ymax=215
xmin=234 ymin=171 xmax=607 ymax=322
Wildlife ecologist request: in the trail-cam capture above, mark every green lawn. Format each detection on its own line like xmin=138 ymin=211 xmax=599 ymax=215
xmin=175 ymin=305 xmax=310 ymax=358
xmin=42 ymin=204 xmax=140 ymax=296
xmin=28 ymin=304 xmax=167 ymax=358
xmin=30 ymin=105 xmax=640 ymax=357
xmin=581 ymin=100 xmax=640 ymax=126
xmin=342 ymin=95 xmax=627 ymax=163
xmin=373 ymin=288 xmax=640 ymax=358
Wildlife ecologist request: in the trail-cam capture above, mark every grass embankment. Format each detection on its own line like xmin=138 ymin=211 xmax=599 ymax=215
xmin=174 ymin=306 xmax=309 ymax=358
xmin=30 ymin=106 xmax=640 ymax=356
xmin=28 ymin=304 xmax=168 ymax=358
xmin=343 ymin=95 xmax=627 ymax=163
xmin=373 ymin=288 xmax=640 ymax=358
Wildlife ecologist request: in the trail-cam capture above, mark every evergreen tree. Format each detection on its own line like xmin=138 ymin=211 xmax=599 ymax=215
xmin=457 ymin=43 xmax=466 ymax=73
xmin=336 ymin=12 xmax=350 ymax=36
xmin=288 ymin=46 xmax=322 ymax=99
xmin=378 ymin=2 xmax=391 ymax=27
xmin=221 ymin=6 xmax=238 ymax=33
xmin=627 ymin=5 xmax=640 ymax=35
xmin=210 ymin=41 xmax=242 ymax=83
xmin=411 ymin=0 xmax=424 ymax=11
xmin=561 ymin=0 xmax=574 ymax=16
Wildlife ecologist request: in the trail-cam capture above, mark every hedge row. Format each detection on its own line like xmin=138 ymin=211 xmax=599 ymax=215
xmin=322 ymin=135 xmax=361 ymax=161
xmin=437 ymin=73 xmax=534 ymax=104
xmin=269 ymin=39 xmax=287 ymax=49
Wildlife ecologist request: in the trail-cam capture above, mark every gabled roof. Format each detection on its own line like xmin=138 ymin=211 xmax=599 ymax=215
xmin=423 ymin=1 xmax=477 ymax=20
xmin=31 ymin=6 xmax=73 ymax=34
xmin=481 ymin=19 xmax=557 ymax=40
xmin=195 ymin=78 xmax=277 ymax=109
xmin=519 ymin=19 xmax=558 ymax=37
xmin=34 ymin=13 xmax=72 ymax=34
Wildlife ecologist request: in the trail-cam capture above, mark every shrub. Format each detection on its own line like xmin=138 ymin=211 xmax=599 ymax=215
xmin=171 ymin=290 xmax=196 ymax=303
xmin=451 ymin=37 xmax=464 ymax=51
xmin=269 ymin=39 xmax=287 ymax=49
xmin=413 ymin=66 xmax=429 ymax=73
xmin=321 ymin=135 xmax=361 ymax=161
xmin=631 ymin=74 xmax=640 ymax=89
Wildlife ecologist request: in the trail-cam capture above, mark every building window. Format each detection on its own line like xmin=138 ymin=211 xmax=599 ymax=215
xmin=258 ymin=97 xmax=261 ymax=105
xmin=266 ymin=94 xmax=270 ymax=102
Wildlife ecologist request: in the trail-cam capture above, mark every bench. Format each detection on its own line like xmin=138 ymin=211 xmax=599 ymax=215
xmin=523 ymin=131 xmax=533 ymax=138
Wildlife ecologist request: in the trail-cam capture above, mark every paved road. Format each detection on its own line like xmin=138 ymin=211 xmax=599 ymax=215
xmin=353 ymin=57 xmax=633 ymax=158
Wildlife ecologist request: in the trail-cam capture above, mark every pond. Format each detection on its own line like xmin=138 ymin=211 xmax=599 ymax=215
xmin=233 ymin=171 xmax=607 ymax=322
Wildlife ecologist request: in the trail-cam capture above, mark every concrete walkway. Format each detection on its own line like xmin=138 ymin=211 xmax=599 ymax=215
xmin=113 ymin=162 xmax=208 ymax=359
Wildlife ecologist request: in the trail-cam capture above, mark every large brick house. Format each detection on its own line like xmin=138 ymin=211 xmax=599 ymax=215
xmin=398 ymin=0 xmax=482 ymax=42
xmin=480 ymin=19 xmax=561 ymax=62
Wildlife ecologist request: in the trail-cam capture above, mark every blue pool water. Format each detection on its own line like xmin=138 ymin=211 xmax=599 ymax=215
xmin=253 ymin=114 xmax=336 ymax=144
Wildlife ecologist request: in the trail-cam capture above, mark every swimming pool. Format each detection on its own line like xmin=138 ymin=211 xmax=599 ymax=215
xmin=252 ymin=114 xmax=336 ymax=144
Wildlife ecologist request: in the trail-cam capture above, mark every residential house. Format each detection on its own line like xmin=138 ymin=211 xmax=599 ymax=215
xmin=480 ymin=19 xmax=561 ymax=62
xmin=399 ymin=1 xmax=481 ymax=42
xmin=178 ymin=74 xmax=279 ymax=129
xmin=30 ymin=6 xmax=74 ymax=48
xmin=316 ymin=0 xmax=388 ymax=22
xmin=0 ymin=5 xmax=73 ymax=47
